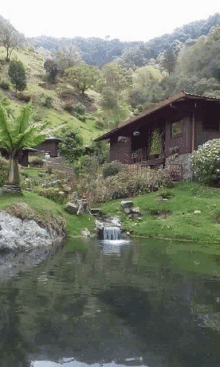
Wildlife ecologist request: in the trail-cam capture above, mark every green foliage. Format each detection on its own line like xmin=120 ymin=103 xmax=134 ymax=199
xmin=66 ymin=63 xmax=102 ymax=95
xmin=8 ymin=59 xmax=27 ymax=92
xmin=43 ymin=96 xmax=52 ymax=108
xmin=34 ymin=187 xmax=66 ymax=204
xmin=74 ymin=155 xmax=99 ymax=176
xmin=150 ymin=129 xmax=161 ymax=155
xmin=102 ymin=62 xmax=132 ymax=93
xmin=0 ymin=79 xmax=10 ymax=90
xmin=59 ymin=130 xmax=83 ymax=162
xmin=102 ymin=161 xmax=124 ymax=178
xmin=72 ymin=103 xmax=86 ymax=115
xmin=101 ymin=87 xmax=118 ymax=109
xmin=29 ymin=158 xmax=44 ymax=167
xmin=157 ymin=187 xmax=175 ymax=199
xmin=191 ymin=139 xmax=220 ymax=185
xmin=44 ymin=59 xmax=59 ymax=83
xmin=0 ymin=156 xmax=9 ymax=187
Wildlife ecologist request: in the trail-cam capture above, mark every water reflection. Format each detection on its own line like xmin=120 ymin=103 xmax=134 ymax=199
xmin=0 ymin=238 xmax=220 ymax=366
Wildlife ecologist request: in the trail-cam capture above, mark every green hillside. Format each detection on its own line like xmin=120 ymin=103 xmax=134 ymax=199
xmin=0 ymin=46 xmax=106 ymax=144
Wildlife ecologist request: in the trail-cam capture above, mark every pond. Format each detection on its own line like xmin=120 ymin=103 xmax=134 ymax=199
xmin=1 ymin=236 xmax=220 ymax=367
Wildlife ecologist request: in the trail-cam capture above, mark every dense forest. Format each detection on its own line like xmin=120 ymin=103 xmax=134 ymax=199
xmin=1 ymin=12 xmax=220 ymax=137
xmin=28 ymin=13 xmax=220 ymax=68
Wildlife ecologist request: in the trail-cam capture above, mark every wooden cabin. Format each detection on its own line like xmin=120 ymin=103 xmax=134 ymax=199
xmin=36 ymin=137 xmax=62 ymax=157
xmin=95 ymin=91 xmax=220 ymax=179
xmin=0 ymin=147 xmax=38 ymax=167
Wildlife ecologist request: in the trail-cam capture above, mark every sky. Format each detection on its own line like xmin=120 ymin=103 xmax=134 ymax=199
xmin=1 ymin=0 xmax=220 ymax=42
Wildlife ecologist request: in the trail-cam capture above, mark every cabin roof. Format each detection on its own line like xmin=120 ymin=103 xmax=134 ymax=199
xmin=94 ymin=90 xmax=220 ymax=141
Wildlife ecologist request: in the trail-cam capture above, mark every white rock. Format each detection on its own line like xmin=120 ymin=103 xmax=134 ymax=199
xmin=193 ymin=210 xmax=201 ymax=214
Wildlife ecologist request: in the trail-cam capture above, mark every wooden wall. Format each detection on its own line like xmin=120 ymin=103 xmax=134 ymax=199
xmin=37 ymin=141 xmax=59 ymax=157
xmin=110 ymin=136 xmax=131 ymax=162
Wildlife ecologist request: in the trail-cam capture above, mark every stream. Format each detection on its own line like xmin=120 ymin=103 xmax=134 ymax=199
xmin=0 ymin=234 xmax=220 ymax=367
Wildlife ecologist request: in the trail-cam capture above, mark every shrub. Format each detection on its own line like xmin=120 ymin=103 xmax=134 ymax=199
xmin=46 ymin=167 xmax=53 ymax=174
xmin=44 ymin=96 xmax=52 ymax=108
xmin=191 ymin=139 xmax=220 ymax=185
xmin=0 ymin=80 xmax=10 ymax=90
xmin=34 ymin=187 xmax=66 ymax=204
xmin=74 ymin=155 xmax=99 ymax=176
xmin=157 ymin=187 xmax=174 ymax=199
xmin=72 ymin=103 xmax=86 ymax=115
xmin=17 ymin=93 xmax=31 ymax=102
xmin=102 ymin=161 xmax=124 ymax=178
xmin=30 ymin=158 xmax=44 ymax=167
xmin=95 ymin=120 xmax=104 ymax=130
xmin=0 ymin=157 xmax=9 ymax=187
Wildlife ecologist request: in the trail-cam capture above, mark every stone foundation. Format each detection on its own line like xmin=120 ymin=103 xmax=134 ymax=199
xmin=165 ymin=153 xmax=192 ymax=180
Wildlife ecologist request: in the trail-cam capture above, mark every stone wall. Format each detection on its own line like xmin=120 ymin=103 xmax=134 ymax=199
xmin=165 ymin=153 xmax=192 ymax=180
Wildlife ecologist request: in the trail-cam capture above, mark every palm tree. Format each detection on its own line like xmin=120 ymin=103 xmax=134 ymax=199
xmin=0 ymin=102 xmax=50 ymax=195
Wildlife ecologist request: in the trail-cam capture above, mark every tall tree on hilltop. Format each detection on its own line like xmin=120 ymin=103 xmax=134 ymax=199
xmin=0 ymin=16 xmax=25 ymax=61
xmin=0 ymin=103 xmax=50 ymax=194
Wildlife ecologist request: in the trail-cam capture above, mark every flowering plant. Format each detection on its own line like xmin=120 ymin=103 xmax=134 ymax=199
xmin=191 ymin=139 xmax=220 ymax=185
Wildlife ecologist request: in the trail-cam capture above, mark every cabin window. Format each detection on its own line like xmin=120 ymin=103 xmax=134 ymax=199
xmin=203 ymin=115 xmax=220 ymax=131
xmin=171 ymin=119 xmax=184 ymax=137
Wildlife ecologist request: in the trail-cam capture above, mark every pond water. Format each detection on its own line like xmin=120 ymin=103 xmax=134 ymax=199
xmin=1 ymin=237 xmax=220 ymax=367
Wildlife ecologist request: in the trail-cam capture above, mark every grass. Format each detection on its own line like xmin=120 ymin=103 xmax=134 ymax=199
xmin=100 ymin=181 xmax=220 ymax=246
xmin=0 ymin=190 xmax=96 ymax=238
xmin=0 ymin=46 xmax=103 ymax=145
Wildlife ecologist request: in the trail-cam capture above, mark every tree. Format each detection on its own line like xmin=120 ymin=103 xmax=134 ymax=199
xmin=44 ymin=59 xmax=59 ymax=83
xmin=66 ymin=63 xmax=102 ymax=95
xmin=0 ymin=103 xmax=49 ymax=194
xmin=8 ymin=59 xmax=27 ymax=92
xmin=159 ymin=48 xmax=177 ymax=76
xmin=102 ymin=62 xmax=132 ymax=93
xmin=0 ymin=16 xmax=25 ymax=61
xmin=59 ymin=130 xmax=83 ymax=162
xmin=52 ymin=44 xmax=82 ymax=73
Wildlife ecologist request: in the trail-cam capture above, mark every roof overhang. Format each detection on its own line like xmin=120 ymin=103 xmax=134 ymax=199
xmin=94 ymin=91 xmax=220 ymax=142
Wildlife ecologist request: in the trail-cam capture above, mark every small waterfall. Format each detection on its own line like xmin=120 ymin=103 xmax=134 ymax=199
xmin=103 ymin=226 xmax=122 ymax=240
xmin=96 ymin=218 xmax=131 ymax=255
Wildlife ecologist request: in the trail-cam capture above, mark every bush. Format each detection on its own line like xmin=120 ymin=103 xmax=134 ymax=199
xmin=74 ymin=156 xmax=99 ymax=176
xmin=0 ymin=157 xmax=9 ymax=187
xmin=17 ymin=93 xmax=31 ymax=102
xmin=191 ymin=139 xmax=220 ymax=185
xmin=0 ymin=80 xmax=10 ymax=90
xmin=44 ymin=96 xmax=52 ymax=108
xmin=34 ymin=187 xmax=66 ymax=204
xmin=102 ymin=161 xmax=124 ymax=178
xmin=30 ymin=158 xmax=44 ymax=167
xmin=95 ymin=120 xmax=104 ymax=130
xmin=72 ymin=103 xmax=86 ymax=115
xmin=157 ymin=187 xmax=175 ymax=199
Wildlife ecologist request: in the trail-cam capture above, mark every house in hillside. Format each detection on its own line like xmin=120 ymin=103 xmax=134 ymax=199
xmin=36 ymin=137 xmax=63 ymax=157
xmin=94 ymin=91 xmax=220 ymax=179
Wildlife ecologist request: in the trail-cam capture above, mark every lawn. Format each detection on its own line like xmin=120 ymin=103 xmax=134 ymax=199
xmin=100 ymin=181 xmax=220 ymax=246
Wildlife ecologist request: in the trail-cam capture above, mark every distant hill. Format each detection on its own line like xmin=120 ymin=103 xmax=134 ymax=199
xmin=28 ymin=13 xmax=220 ymax=67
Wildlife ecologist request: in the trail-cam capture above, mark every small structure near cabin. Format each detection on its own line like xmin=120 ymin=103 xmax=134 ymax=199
xmin=94 ymin=91 xmax=220 ymax=179
xmin=36 ymin=136 xmax=62 ymax=157
xmin=0 ymin=147 xmax=38 ymax=167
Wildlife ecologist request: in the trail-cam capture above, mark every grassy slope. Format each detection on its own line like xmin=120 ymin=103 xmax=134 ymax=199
xmin=0 ymin=46 xmax=105 ymax=144
xmin=100 ymin=182 xmax=220 ymax=247
xmin=0 ymin=191 xmax=96 ymax=238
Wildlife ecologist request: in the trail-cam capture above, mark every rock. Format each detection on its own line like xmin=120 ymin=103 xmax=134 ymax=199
xmin=121 ymin=201 xmax=133 ymax=209
xmin=124 ymin=207 xmax=131 ymax=214
xmin=81 ymin=228 xmax=90 ymax=237
xmin=193 ymin=210 xmax=201 ymax=214
xmin=50 ymin=180 xmax=61 ymax=186
xmin=62 ymin=185 xmax=71 ymax=193
xmin=90 ymin=208 xmax=103 ymax=216
xmin=58 ymin=191 xmax=65 ymax=195
xmin=65 ymin=202 xmax=78 ymax=214
xmin=132 ymin=207 xmax=140 ymax=214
